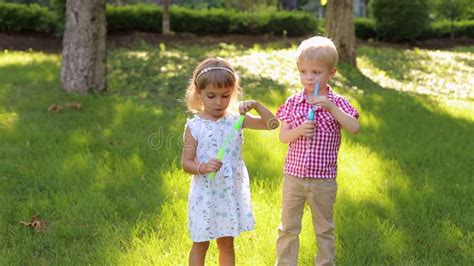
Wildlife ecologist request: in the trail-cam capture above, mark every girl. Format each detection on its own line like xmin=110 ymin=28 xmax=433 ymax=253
xmin=182 ymin=57 xmax=279 ymax=266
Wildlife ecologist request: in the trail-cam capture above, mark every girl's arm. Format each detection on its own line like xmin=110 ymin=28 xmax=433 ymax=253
xmin=279 ymin=120 xmax=315 ymax=143
xmin=182 ymin=126 xmax=222 ymax=175
xmin=240 ymin=100 xmax=280 ymax=130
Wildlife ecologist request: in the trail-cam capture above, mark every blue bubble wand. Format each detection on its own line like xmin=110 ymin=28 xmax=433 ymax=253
xmin=306 ymin=82 xmax=319 ymax=167
xmin=307 ymin=82 xmax=319 ymax=121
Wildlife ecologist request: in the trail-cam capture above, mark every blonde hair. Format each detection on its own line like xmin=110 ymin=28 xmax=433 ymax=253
xmin=185 ymin=57 xmax=240 ymax=113
xmin=296 ymin=36 xmax=338 ymax=70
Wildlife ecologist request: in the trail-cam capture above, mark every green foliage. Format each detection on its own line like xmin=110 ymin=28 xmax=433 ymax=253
xmin=371 ymin=0 xmax=430 ymax=41
xmin=354 ymin=17 xmax=376 ymax=39
xmin=48 ymin=0 xmax=65 ymax=35
xmin=2 ymin=2 xmax=473 ymax=40
xmin=0 ymin=0 xmax=50 ymax=5
xmin=263 ymin=10 xmax=317 ymax=36
xmin=0 ymin=3 xmax=54 ymax=32
xmin=355 ymin=17 xmax=474 ymax=40
xmin=222 ymin=0 xmax=278 ymax=11
xmin=432 ymin=0 xmax=472 ymax=21
xmin=0 ymin=2 xmax=316 ymax=36
xmin=107 ymin=3 xmax=162 ymax=33
xmin=425 ymin=20 xmax=474 ymax=38
xmin=107 ymin=4 xmax=317 ymax=36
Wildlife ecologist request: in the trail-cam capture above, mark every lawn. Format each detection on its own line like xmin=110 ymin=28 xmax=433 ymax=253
xmin=0 ymin=41 xmax=473 ymax=265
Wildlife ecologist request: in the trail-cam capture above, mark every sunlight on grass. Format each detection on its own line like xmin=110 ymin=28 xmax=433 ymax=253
xmin=69 ymin=129 xmax=93 ymax=147
xmin=230 ymin=47 xmax=300 ymax=90
xmin=0 ymin=50 xmax=59 ymax=67
xmin=112 ymin=163 xmax=191 ymax=265
xmin=125 ymin=51 xmax=150 ymax=60
xmin=336 ymin=141 xmax=419 ymax=262
xmin=358 ymin=47 xmax=474 ymax=100
xmin=112 ymin=100 xmax=145 ymax=127
xmin=0 ymin=111 xmax=18 ymax=129
xmin=60 ymin=152 xmax=94 ymax=177
xmin=339 ymin=141 xmax=409 ymax=209
xmin=428 ymin=98 xmax=474 ymax=122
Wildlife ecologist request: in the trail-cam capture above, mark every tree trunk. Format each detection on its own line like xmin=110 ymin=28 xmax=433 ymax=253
xmin=60 ymin=0 xmax=107 ymax=93
xmin=162 ymin=0 xmax=172 ymax=35
xmin=325 ymin=0 xmax=356 ymax=67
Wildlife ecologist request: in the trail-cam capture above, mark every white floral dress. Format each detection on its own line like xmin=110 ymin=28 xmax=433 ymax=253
xmin=184 ymin=113 xmax=255 ymax=242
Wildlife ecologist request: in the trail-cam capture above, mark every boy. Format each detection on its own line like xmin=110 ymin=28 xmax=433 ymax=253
xmin=275 ymin=36 xmax=360 ymax=266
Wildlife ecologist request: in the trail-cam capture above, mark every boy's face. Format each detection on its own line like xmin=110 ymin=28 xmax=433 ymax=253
xmin=297 ymin=60 xmax=336 ymax=94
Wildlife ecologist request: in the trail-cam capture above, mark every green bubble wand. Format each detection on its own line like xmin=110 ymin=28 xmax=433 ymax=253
xmin=208 ymin=114 xmax=245 ymax=179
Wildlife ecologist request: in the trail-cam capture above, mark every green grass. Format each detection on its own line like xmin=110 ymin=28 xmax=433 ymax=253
xmin=0 ymin=42 xmax=473 ymax=265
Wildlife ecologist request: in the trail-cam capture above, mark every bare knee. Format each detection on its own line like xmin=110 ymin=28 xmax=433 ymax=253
xmin=193 ymin=241 xmax=210 ymax=252
xmin=216 ymin=237 xmax=234 ymax=252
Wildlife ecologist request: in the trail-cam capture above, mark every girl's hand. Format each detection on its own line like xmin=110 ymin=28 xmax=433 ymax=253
xmin=299 ymin=120 xmax=316 ymax=138
xmin=311 ymin=96 xmax=335 ymax=111
xmin=239 ymin=100 xmax=258 ymax=115
xmin=202 ymin=159 xmax=223 ymax=174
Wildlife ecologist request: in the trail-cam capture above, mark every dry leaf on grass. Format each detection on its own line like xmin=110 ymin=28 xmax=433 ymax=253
xmin=48 ymin=102 xmax=81 ymax=113
xmin=65 ymin=102 xmax=81 ymax=109
xmin=19 ymin=214 xmax=48 ymax=232
xmin=48 ymin=104 xmax=62 ymax=113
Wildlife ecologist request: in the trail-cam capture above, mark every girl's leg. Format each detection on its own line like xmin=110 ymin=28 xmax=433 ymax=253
xmin=189 ymin=241 xmax=210 ymax=266
xmin=216 ymin=236 xmax=235 ymax=266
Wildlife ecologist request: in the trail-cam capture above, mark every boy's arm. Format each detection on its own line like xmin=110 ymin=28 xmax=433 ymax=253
xmin=241 ymin=100 xmax=280 ymax=130
xmin=328 ymin=104 xmax=360 ymax=134
xmin=279 ymin=121 xmax=315 ymax=143
xmin=312 ymin=96 xmax=360 ymax=135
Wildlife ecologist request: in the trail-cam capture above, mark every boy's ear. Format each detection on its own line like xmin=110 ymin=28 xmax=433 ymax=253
xmin=329 ymin=68 xmax=336 ymax=79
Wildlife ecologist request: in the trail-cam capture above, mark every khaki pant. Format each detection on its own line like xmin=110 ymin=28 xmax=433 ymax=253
xmin=276 ymin=175 xmax=337 ymax=266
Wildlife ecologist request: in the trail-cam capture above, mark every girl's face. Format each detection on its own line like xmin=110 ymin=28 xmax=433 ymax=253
xmin=200 ymin=84 xmax=234 ymax=119
xmin=297 ymin=60 xmax=336 ymax=95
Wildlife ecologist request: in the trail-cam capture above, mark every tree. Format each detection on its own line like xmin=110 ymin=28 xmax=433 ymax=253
xmin=325 ymin=0 xmax=356 ymax=67
xmin=371 ymin=0 xmax=429 ymax=42
xmin=60 ymin=0 xmax=107 ymax=93
xmin=434 ymin=0 xmax=471 ymax=39
xmin=160 ymin=0 xmax=173 ymax=35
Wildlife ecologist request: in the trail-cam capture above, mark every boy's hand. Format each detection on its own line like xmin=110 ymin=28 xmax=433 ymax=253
xmin=311 ymin=96 xmax=335 ymax=111
xmin=299 ymin=120 xmax=316 ymax=138
xmin=202 ymin=159 xmax=223 ymax=174
xmin=239 ymin=100 xmax=258 ymax=114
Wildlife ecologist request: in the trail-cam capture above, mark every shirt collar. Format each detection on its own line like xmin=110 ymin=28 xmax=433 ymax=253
xmin=295 ymin=85 xmax=336 ymax=104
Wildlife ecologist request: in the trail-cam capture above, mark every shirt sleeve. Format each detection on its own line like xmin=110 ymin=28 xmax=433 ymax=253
xmin=276 ymin=97 xmax=293 ymax=124
xmin=183 ymin=118 xmax=199 ymax=142
xmin=337 ymin=96 xmax=359 ymax=119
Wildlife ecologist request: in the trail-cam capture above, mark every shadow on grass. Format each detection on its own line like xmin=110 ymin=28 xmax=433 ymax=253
xmin=333 ymin=64 xmax=473 ymax=264
xmin=357 ymin=46 xmax=432 ymax=81
xmin=0 ymin=52 xmax=190 ymax=264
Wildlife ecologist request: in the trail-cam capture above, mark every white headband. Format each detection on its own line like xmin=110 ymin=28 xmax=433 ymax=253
xmin=196 ymin=67 xmax=234 ymax=80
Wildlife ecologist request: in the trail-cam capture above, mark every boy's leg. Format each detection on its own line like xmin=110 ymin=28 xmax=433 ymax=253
xmin=276 ymin=175 xmax=306 ymax=266
xmin=307 ymin=179 xmax=337 ymax=266
xmin=189 ymin=241 xmax=210 ymax=266
xmin=216 ymin=236 xmax=235 ymax=266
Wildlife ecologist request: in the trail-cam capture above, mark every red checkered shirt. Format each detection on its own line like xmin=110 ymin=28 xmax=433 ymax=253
xmin=276 ymin=86 xmax=359 ymax=179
